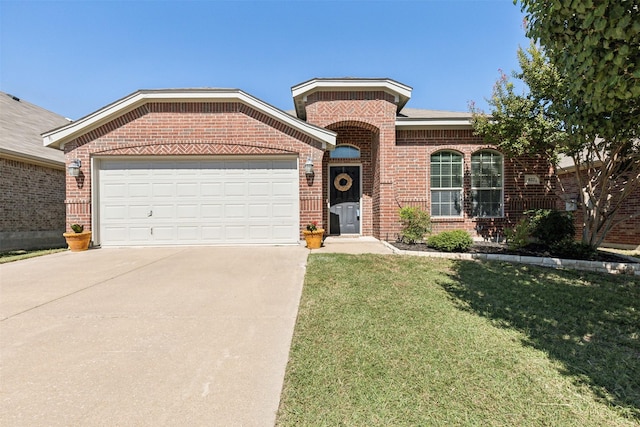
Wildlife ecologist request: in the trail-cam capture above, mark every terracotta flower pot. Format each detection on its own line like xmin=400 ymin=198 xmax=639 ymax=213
xmin=63 ymin=231 xmax=92 ymax=252
xmin=303 ymin=229 xmax=324 ymax=249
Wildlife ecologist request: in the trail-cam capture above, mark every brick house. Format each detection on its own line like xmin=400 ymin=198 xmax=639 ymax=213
xmin=1 ymin=92 xmax=71 ymax=251
xmin=42 ymin=78 xmax=557 ymax=247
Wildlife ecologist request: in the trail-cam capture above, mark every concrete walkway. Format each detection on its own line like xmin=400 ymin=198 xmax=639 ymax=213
xmin=0 ymin=246 xmax=309 ymax=426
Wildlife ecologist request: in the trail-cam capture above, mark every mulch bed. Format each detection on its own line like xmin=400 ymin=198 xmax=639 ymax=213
xmin=390 ymin=241 xmax=637 ymax=264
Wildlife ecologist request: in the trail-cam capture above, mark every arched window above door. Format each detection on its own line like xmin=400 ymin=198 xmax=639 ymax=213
xmin=330 ymin=145 xmax=360 ymax=159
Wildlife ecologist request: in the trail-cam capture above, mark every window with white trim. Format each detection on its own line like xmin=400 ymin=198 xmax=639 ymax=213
xmin=471 ymin=150 xmax=503 ymax=217
xmin=430 ymin=151 xmax=463 ymax=217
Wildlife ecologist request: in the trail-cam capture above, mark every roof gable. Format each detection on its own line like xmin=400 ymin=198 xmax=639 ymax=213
xmin=43 ymin=89 xmax=336 ymax=150
xmin=291 ymin=78 xmax=412 ymax=120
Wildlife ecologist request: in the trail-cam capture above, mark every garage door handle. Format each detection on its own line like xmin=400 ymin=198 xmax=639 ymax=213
xmin=148 ymin=210 xmax=153 ymax=217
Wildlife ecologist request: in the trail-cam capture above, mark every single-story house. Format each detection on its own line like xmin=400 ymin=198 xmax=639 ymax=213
xmin=1 ymin=92 xmax=71 ymax=251
xmin=43 ymin=78 xmax=557 ymax=247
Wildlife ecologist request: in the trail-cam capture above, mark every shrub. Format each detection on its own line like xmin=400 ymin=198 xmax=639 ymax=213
xmin=550 ymin=239 xmax=597 ymax=260
xmin=504 ymin=218 xmax=531 ymax=250
xmin=526 ymin=209 xmax=575 ymax=245
xmin=428 ymin=230 xmax=473 ymax=252
xmin=398 ymin=206 xmax=432 ymax=244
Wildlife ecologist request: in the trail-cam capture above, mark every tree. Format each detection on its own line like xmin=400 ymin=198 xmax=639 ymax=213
xmin=517 ymin=0 xmax=640 ymax=142
xmin=471 ymin=43 xmax=640 ymax=248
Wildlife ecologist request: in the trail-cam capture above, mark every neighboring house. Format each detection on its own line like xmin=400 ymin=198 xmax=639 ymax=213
xmin=1 ymin=92 xmax=71 ymax=251
xmin=42 ymin=78 xmax=556 ymax=247
xmin=556 ymin=156 xmax=640 ymax=250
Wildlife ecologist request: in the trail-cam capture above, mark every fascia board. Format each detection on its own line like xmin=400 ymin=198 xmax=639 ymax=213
xmin=292 ymin=78 xmax=412 ymax=100
xmin=43 ymin=89 xmax=336 ymax=149
xmin=395 ymin=118 xmax=473 ymax=129
xmin=1 ymin=148 xmax=65 ymax=170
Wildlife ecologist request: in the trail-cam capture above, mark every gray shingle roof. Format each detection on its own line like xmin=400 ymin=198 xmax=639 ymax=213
xmin=0 ymin=92 xmax=70 ymax=166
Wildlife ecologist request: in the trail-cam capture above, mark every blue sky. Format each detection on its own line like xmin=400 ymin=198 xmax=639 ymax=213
xmin=0 ymin=0 xmax=529 ymax=120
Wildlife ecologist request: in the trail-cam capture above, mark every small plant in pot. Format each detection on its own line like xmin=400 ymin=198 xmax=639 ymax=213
xmin=303 ymin=221 xmax=324 ymax=249
xmin=63 ymin=223 xmax=92 ymax=252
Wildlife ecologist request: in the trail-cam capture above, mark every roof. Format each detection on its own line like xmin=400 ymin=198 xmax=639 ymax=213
xmin=395 ymin=107 xmax=473 ymax=129
xmin=0 ymin=92 xmax=70 ymax=168
xmin=291 ymin=78 xmax=413 ymax=120
xmin=43 ymin=89 xmax=336 ymax=150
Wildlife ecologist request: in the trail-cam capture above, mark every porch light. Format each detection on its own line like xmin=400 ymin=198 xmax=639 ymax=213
xmin=304 ymin=157 xmax=314 ymax=176
xmin=68 ymin=159 xmax=81 ymax=177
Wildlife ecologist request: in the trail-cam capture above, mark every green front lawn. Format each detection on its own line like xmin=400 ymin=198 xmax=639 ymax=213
xmin=277 ymin=254 xmax=640 ymax=426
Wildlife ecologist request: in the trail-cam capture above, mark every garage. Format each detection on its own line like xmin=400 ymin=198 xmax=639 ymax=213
xmin=96 ymin=157 xmax=299 ymax=246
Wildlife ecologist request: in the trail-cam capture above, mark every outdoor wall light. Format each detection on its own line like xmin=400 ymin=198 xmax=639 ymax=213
xmin=68 ymin=159 xmax=81 ymax=177
xmin=304 ymin=157 xmax=314 ymax=176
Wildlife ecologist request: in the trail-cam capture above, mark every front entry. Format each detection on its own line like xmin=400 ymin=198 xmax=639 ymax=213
xmin=329 ymin=165 xmax=361 ymax=235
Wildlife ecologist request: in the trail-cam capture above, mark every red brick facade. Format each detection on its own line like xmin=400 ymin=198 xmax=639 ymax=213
xmin=62 ymin=102 xmax=325 ymax=233
xmin=49 ymin=80 xmax=563 ymax=245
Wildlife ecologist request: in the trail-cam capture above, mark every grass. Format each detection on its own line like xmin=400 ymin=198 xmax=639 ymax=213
xmin=277 ymin=254 xmax=640 ymax=426
xmin=0 ymin=248 xmax=66 ymax=264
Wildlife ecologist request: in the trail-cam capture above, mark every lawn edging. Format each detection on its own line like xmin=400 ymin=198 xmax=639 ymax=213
xmin=383 ymin=241 xmax=640 ymax=276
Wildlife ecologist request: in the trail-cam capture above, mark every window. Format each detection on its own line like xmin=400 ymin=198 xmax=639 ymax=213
xmin=330 ymin=145 xmax=360 ymax=159
xmin=471 ymin=151 xmax=503 ymax=217
xmin=430 ymin=151 xmax=463 ymax=216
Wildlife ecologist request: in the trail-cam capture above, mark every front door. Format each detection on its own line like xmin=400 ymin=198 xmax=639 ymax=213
xmin=329 ymin=165 xmax=360 ymax=235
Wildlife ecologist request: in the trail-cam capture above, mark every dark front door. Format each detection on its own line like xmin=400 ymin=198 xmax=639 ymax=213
xmin=329 ymin=165 xmax=360 ymax=235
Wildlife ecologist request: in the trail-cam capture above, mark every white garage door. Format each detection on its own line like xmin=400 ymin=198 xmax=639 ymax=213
xmin=97 ymin=157 xmax=299 ymax=246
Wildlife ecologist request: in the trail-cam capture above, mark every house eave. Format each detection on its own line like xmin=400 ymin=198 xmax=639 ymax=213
xmin=0 ymin=148 xmax=65 ymax=170
xmin=291 ymin=78 xmax=413 ymax=120
xmin=395 ymin=118 xmax=473 ymax=129
xmin=42 ymin=89 xmax=337 ymax=150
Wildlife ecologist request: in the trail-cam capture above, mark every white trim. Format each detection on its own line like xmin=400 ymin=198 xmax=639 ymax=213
xmin=292 ymin=78 xmax=412 ymax=119
xmin=395 ymin=118 xmax=473 ymax=129
xmin=43 ymin=89 xmax=336 ymax=150
xmin=292 ymin=78 xmax=412 ymax=100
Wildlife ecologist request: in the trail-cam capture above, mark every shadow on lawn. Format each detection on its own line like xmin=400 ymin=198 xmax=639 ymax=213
xmin=443 ymin=260 xmax=640 ymax=420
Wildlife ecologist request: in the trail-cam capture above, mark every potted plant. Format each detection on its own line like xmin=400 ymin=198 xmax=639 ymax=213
xmin=63 ymin=224 xmax=92 ymax=252
xmin=302 ymin=221 xmax=324 ymax=249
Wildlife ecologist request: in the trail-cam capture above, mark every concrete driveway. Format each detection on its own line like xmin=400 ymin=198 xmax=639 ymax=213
xmin=0 ymin=246 xmax=309 ymax=426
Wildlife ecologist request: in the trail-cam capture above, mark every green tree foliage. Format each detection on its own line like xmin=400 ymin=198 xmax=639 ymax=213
xmin=517 ymin=0 xmax=640 ymax=142
xmin=472 ymin=42 xmax=640 ymax=248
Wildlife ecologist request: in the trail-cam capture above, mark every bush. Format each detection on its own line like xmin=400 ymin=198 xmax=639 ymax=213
xmin=526 ymin=209 xmax=575 ymax=245
xmin=398 ymin=206 xmax=432 ymax=244
xmin=550 ymin=239 xmax=597 ymax=260
xmin=428 ymin=230 xmax=473 ymax=252
xmin=504 ymin=218 xmax=531 ymax=250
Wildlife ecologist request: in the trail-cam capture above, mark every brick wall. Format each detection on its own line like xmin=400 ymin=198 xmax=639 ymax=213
xmin=393 ymin=130 xmax=557 ymax=241
xmin=303 ymin=94 xmax=398 ymax=239
xmin=558 ymin=170 xmax=640 ymax=248
xmin=0 ymin=158 xmax=66 ymax=250
xmin=63 ymin=102 xmax=325 ymax=236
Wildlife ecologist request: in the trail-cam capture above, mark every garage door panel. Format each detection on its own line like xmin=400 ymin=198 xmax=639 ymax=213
xmin=152 ymin=183 xmax=174 ymax=197
xmin=99 ymin=157 xmax=299 ymax=246
xmin=176 ymin=182 xmax=198 ymax=197
xmin=128 ymin=205 xmax=151 ymax=219
xmin=224 ymin=182 xmax=246 ymax=196
xmin=177 ymin=205 xmax=199 ymax=219
xmin=128 ymin=183 xmax=151 ymax=198
xmin=224 ymin=204 xmax=246 ymax=218
xmin=202 ymin=204 xmax=223 ymax=218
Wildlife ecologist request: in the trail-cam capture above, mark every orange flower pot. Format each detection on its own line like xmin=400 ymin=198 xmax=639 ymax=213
xmin=303 ymin=229 xmax=324 ymax=249
xmin=63 ymin=231 xmax=92 ymax=252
